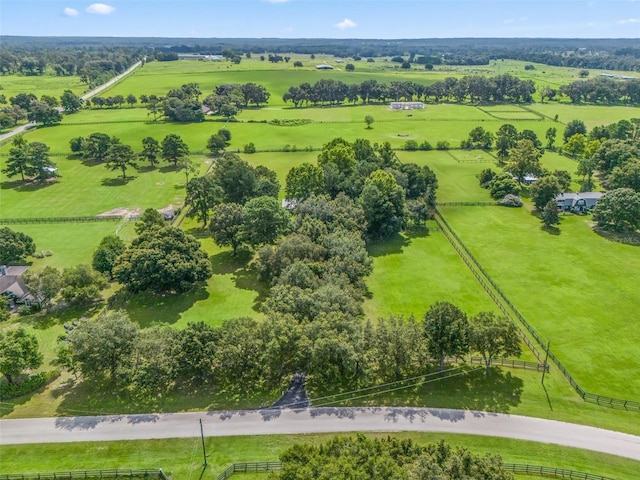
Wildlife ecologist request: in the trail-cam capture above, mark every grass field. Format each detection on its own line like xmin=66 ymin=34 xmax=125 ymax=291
xmin=0 ymin=73 xmax=88 ymax=100
xmin=2 ymin=57 xmax=640 ymax=442
xmin=439 ymin=205 xmax=640 ymax=400
xmin=1 ymin=432 xmax=639 ymax=479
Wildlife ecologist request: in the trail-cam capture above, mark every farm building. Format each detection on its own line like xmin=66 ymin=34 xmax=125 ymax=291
xmin=555 ymin=192 xmax=603 ymax=212
xmin=177 ymin=54 xmax=223 ymax=61
xmin=316 ymin=64 xmax=334 ymax=70
xmin=390 ymin=102 xmax=425 ymax=110
xmin=0 ymin=265 xmax=39 ymax=310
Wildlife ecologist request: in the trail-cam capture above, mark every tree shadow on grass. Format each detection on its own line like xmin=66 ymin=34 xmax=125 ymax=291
xmin=367 ymin=233 xmax=410 ymax=257
xmin=405 ymin=226 xmax=430 ymax=239
xmin=80 ymin=158 xmax=103 ymax=168
xmin=0 ymin=178 xmax=52 ymax=192
xmin=137 ymin=165 xmax=157 ymax=173
xmin=359 ymin=366 xmax=523 ymax=414
xmin=209 ymin=249 xmax=268 ymax=312
xmin=23 ymin=303 xmax=104 ymax=330
xmin=158 ymin=164 xmax=177 ymax=174
xmin=101 ymin=176 xmax=137 ymax=187
xmin=53 ymin=376 xmax=273 ymax=416
xmin=541 ymin=225 xmax=561 ymax=236
xmin=125 ymin=285 xmax=209 ymax=328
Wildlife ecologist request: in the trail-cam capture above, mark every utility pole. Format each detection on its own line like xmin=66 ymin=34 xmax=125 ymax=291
xmin=541 ymin=341 xmax=550 ymax=385
xmin=200 ymin=418 xmax=208 ymax=468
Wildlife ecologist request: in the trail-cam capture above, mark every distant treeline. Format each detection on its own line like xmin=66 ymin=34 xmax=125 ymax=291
xmin=2 ymin=36 xmax=639 ymax=71
xmin=560 ymin=76 xmax=640 ymax=105
xmin=0 ymin=45 xmax=143 ymax=86
xmin=284 ymin=75 xmax=536 ymax=106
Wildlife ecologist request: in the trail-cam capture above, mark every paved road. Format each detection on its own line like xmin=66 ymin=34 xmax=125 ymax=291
xmin=0 ymin=61 xmax=142 ymax=144
xmin=1 ymin=407 xmax=639 ymax=461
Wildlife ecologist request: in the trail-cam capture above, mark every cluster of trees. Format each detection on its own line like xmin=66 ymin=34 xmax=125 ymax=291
xmin=276 ymin=436 xmax=514 ymax=480
xmin=202 ymin=82 xmax=271 ymax=118
xmin=0 ymin=89 xmax=84 ymax=129
xmin=89 ymin=94 xmax=138 ymax=109
xmin=70 ymin=132 xmax=192 ymax=180
xmin=91 ymin=209 xmax=211 ymax=294
xmin=560 ymin=77 xmax=640 ymax=105
xmin=187 ymin=152 xmax=280 ymax=224
xmin=2 ymin=136 xmax=58 ymax=182
xmin=0 ymin=227 xmax=36 ymax=264
xmin=0 ymin=92 xmax=62 ymax=128
xmin=0 ymin=327 xmax=43 ymax=384
xmin=58 ymin=300 xmax=519 ymax=396
xmin=21 ymin=264 xmax=108 ymax=310
xmin=593 ymin=188 xmax=640 ymax=233
xmin=283 ymin=74 xmax=535 ymax=108
xmin=0 ymin=45 xmax=142 ymax=86
xmin=557 ymin=119 xmax=640 ymax=195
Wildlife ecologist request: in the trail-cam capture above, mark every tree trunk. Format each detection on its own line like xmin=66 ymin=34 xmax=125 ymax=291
xmin=439 ymin=356 xmax=445 ymax=372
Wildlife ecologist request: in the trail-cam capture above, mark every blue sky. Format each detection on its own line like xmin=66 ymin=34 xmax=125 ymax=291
xmin=1 ymin=0 xmax=638 ymax=38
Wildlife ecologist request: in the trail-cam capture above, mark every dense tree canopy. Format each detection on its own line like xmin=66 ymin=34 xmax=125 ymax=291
xmin=114 ymin=226 xmax=212 ymax=293
xmin=423 ymin=301 xmax=469 ymax=371
xmin=0 ymin=328 xmax=43 ymax=383
xmin=0 ymin=227 xmax=36 ymax=264
xmin=593 ymin=188 xmax=640 ymax=233
xmin=276 ymin=436 xmax=514 ymax=480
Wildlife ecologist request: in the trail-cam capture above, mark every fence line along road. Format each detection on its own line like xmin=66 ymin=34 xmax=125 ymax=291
xmin=0 ymin=470 xmax=169 ymax=480
xmin=214 ymin=462 xmax=617 ymax=480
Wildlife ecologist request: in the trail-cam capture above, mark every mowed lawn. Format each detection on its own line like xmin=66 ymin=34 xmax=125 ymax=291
xmin=1 ymin=433 xmax=640 ymax=479
xmin=2 ymin=105 xmax=556 ymax=155
xmin=0 ymin=153 xmax=207 ymax=218
xmin=439 ymin=205 xmax=640 ymax=399
xmin=0 ymin=73 xmax=88 ymax=100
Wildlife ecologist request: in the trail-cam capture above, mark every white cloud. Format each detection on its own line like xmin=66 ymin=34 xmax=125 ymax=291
xmin=86 ymin=3 xmax=115 ymax=14
xmin=63 ymin=7 xmax=79 ymax=16
xmin=618 ymin=18 xmax=638 ymax=24
xmin=504 ymin=18 xmax=514 ymax=24
xmin=336 ymin=18 xmax=356 ymax=29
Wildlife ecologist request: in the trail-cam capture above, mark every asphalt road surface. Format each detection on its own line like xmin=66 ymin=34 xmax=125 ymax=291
xmin=1 ymin=407 xmax=639 ymax=461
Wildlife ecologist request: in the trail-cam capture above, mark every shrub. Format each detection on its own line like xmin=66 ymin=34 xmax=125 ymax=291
xmin=498 ymin=194 xmax=523 ymax=207
xmin=0 ymin=371 xmax=57 ymax=400
xmin=403 ymin=140 xmax=419 ymax=151
xmin=243 ymin=142 xmax=256 ymax=154
xmin=436 ymin=141 xmax=450 ymax=150
xmin=419 ymin=141 xmax=433 ymax=151
xmin=478 ymin=168 xmax=495 ymax=188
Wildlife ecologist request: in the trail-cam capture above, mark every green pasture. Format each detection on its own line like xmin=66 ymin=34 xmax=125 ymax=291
xmin=0 ymin=222 xmax=120 ymax=270
xmin=364 ymin=227 xmax=496 ymax=321
xmin=7 ymin=101 xmax=638 ymax=159
xmin=0 ymin=73 xmax=87 ymax=100
xmin=526 ymin=103 xmax=640 ymax=128
xmin=0 ymin=152 xmax=207 ymax=218
xmin=1 ymin=431 xmax=639 ymax=479
xmin=439 ymin=205 xmax=640 ymax=400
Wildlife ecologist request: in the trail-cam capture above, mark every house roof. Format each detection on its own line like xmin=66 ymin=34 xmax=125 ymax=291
xmin=0 ymin=265 xmax=36 ymax=303
xmin=556 ymin=192 xmax=603 ymax=201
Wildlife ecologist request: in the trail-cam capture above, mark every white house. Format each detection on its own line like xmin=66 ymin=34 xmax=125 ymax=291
xmin=389 ymin=102 xmax=424 ymax=110
xmin=555 ymin=192 xmax=603 ymax=212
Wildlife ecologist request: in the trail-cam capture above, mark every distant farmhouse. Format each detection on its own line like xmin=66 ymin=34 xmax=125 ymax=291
xmin=390 ymin=102 xmax=425 ymax=110
xmin=178 ymin=54 xmax=223 ymax=61
xmin=556 ymin=192 xmax=603 ymax=213
xmin=316 ymin=64 xmax=334 ymax=70
xmin=0 ymin=265 xmax=39 ymax=311
xmin=599 ymin=73 xmax=637 ymax=80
